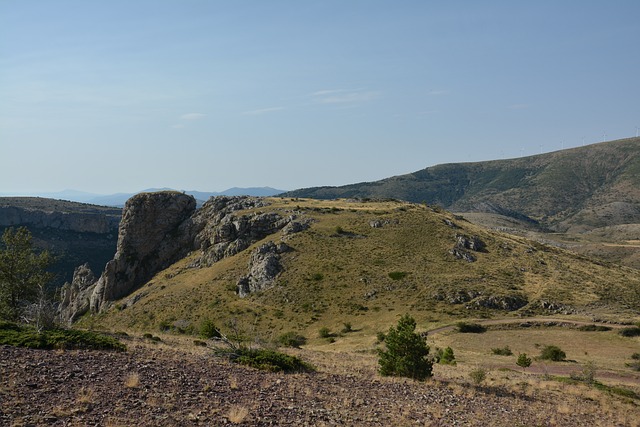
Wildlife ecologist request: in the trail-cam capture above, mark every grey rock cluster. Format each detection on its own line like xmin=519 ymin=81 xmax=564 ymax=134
xmin=59 ymin=263 xmax=97 ymax=322
xmin=449 ymin=234 xmax=486 ymax=262
xmin=236 ymin=241 xmax=291 ymax=297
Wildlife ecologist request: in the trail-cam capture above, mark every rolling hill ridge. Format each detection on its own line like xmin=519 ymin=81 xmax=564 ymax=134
xmin=284 ymin=138 xmax=640 ymax=232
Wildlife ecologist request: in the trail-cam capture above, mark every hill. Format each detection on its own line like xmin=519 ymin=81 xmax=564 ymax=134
xmin=78 ymin=195 xmax=640 ymax=341
xmin=283 ymin=138 xmax=640 ymax=233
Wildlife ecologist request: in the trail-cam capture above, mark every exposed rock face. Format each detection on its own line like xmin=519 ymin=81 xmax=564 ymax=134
xmin=191 ymin=197 xmax=298 ymax=268
xmin=89 ymin=192 xmax=196 ymax=312
xmin=59 ymin=263 xmax=97 ymax=323
xmin=237 ymin=242 xmax=291 ymax=297
xmin=59 ymin=193 xmax=312 ymax=320
xmin=449 ymin=234 xmax=487 ymax=262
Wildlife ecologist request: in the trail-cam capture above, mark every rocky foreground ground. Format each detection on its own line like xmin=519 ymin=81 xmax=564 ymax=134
xmin=1 ymin=344 xmax=638 ymax=426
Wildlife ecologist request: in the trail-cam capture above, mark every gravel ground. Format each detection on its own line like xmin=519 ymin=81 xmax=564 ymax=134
xmin=1 ymin=345 xmax=638 ymax=426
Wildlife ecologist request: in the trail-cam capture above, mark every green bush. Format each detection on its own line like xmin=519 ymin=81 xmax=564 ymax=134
xmin=341 ymin=322 xmax=353 ymax=333
xmin=469 ymin=367 xmax=487 ymax=385
xmin=388 ymin=271 xmax=408 ymax=281
xmin=437 ymin=346 xmax=456 ymax=365
xmin=234 ymin=348 xmax=314 ymax=373
xmin=619 ymin=327 xmax=640 ymax=337
xmin=456 ymin=322 xmax=487 ymax=333
xmin=492 ymin=346 xmax=513 ymax=356
xmin=199 ymin=319 xmax=221 ymax=339
xmin=516 ymin=353 xmax=532 ymax=370
xmin=632 ymin=353 xmax=640 ymax=360
xmin=0 ymin=322 xmax=125 ymax=351
xmin=277 ymin=331 xmax=307 ymax=348
xmin=539 ymin=345 xmax=566 ymax=361
xmin=577 ymin=324 xmax=611 ymax=332
xmin=378 ymin=314 xmax=432 ymax=381
xmin=318 ymin=327 xmax=332 ymax=338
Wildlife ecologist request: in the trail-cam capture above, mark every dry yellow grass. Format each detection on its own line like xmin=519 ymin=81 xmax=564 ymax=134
xmin=226 ymin=405 xmax=249 ymax=424
xmin=124 ymin=372 xmax=140 ymax=388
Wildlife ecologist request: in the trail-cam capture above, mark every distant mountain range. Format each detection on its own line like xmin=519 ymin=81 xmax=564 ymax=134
xmin=0 ymin=187 xmax=286 ymax=207
xmin=284 ymin=137 xmax=640 ymax=232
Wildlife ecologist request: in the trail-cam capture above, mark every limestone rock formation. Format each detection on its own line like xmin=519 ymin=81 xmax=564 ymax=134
xmin=237 ymin=241 xmax=290 ymax=297
xmin=59 ymin=263 xmax=97 ymax=323
xmin=59 ymin=193 xmax=312 ymax=320
xmin=89 ymin=192 xmax=196 ymax=312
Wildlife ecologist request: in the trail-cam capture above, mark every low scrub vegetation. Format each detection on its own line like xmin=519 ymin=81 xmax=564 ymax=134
xmin=618 ymin=326 xmax=640 ymax=337
xmin=277 ymin=331 xmax=307 ymax=348
xmin=491 ymin=346 xmax=513 ymax=356
xmin=577 ymin=324 xmax=611 ymax=332
xmin=456 ymin=322 xmax=487 ymax=333
xmin=0 ymin=321 xmax=125 ymax=351
xmin=538 ymin=345 xmax=566 ymax=361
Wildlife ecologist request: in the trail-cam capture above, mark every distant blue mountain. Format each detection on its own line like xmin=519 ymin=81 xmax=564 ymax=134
xmin=0 ymin=187 xmax=287 ymax=207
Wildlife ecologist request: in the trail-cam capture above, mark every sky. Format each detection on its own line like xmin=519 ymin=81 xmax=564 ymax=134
xmin=1 ymin=1 xmax=639 ymax=195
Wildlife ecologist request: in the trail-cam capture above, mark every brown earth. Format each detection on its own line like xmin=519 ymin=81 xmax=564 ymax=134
xmin=1 ymin=343 xmax=639 ymax=426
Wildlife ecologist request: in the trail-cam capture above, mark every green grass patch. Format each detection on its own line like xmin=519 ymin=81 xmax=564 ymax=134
xmin=0 ymin=322 xmax=126 ymax=351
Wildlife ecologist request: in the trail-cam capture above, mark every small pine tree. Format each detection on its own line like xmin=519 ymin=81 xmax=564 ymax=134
xmin=516 ymin=353 xmax=532 ymax=371
xmin=439 ymin=346 xmax=456 ymax=365
xmin=378 ymin=314 xmax=432 ymax=380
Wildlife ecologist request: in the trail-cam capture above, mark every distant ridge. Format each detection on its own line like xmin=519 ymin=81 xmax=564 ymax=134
xmin=0 ymin=187 xmax=287 ymax=207
xmin=283 ymin=138 xmax=640 ymax=232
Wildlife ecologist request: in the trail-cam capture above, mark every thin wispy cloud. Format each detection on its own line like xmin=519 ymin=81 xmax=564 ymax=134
xmin=241 ymin=107 xmax=285 ymax=116
xmin=179 ymin=112 xmax=207 ymax=120
xmin=311 ymin=89 xmax=380 ymax=105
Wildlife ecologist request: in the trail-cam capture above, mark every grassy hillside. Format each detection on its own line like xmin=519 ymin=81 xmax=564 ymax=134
xmin=283 ymin=138 xmax=640 ymax=231
xmin=86 ymin=198 xmax=640 ymax=345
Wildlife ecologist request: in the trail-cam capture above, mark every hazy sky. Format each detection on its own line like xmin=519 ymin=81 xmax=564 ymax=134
xmin=1 ymin=1 xmax=639 ymax=194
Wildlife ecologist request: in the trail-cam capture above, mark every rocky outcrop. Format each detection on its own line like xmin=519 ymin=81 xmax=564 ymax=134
xmin=191 ymin=197 xmax=301 ymax=268
xmin=59 ymin=193 xmax=312 ymax=320
xmin=237 ymin=242 xmax=291 ymax=297
xmin=449 ymin=234 xmax=487 ymax=262
xmin=59 ymin=263 xmax=97 ymax=323
xmin=89 ymin=192 xmax=197 ymax=312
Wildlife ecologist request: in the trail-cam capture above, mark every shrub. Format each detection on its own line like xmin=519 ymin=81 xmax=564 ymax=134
xmin=376 ymin=331 xmax=386 ymax=343
xmin=438 ymin=347 xmax=456 ymax=365
xmin=516 ymin=353 xmax=532 ymax=370
xmin=539 ymin=345 xmax=566 ymax=361
xmin=378 ymin=314 xmax=433 ymax=381
xmin=456 ymin=322 xmax=487 ymax=333
xmin=318 ymin=327 xmax=331 ymax=338
xmin=277 ymin=331 xmax=307 ymax=348
xmin=492 ymin=346 xmax=513 ymax=356
xmin=0 ymin=322 xmax=125 ymax=351
xmin=619 ymin=327 xmax=640 ymax=337
xmin=632 ymin=353 xmax=640 ymax=360
xmin=341 ymin=322 xmax=353 ymax=333
xmin=577 ymin=324 xmax=611 ymax=332
xmin=200 ymin=319 xmax=221 ymax=339
xmin=469 ymin=367 xmax=487 ymax=385
xmin=234 ymin=348 xmax=314 ymax=373
xmin=388 ymin=271 xmax=408 ymax=281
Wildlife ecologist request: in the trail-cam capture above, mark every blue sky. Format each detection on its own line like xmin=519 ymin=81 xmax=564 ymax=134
xmin=1 ymin=1 xmax=639 ymax=194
